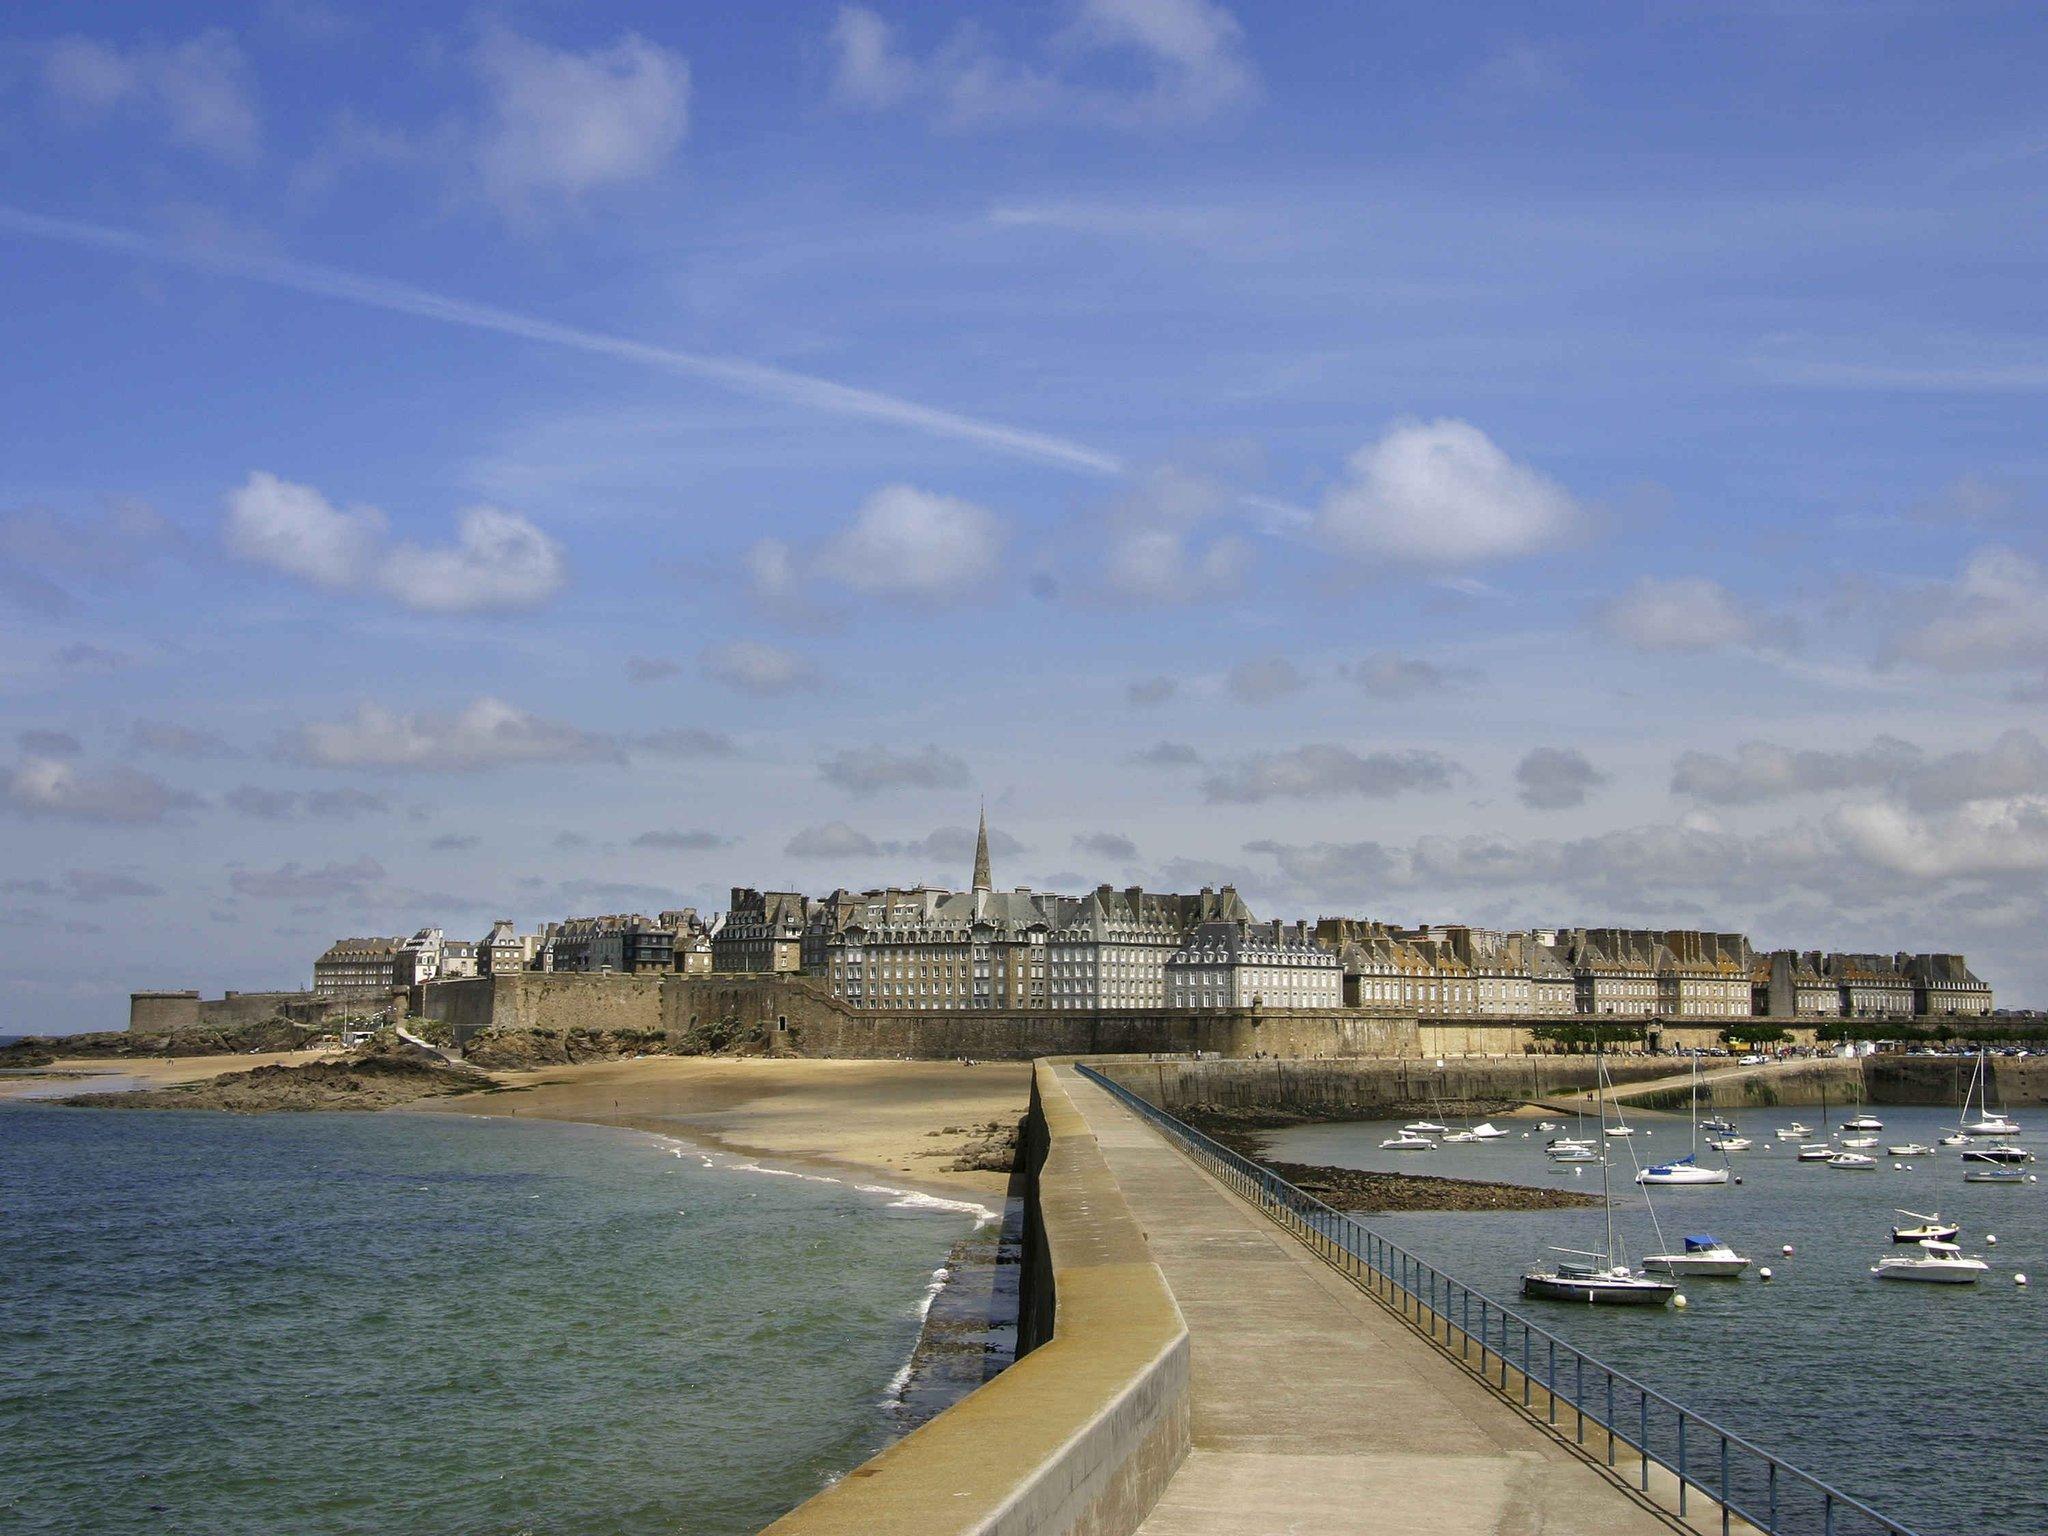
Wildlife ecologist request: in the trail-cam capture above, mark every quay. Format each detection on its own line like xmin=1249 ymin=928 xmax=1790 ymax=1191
xmin=767 ymin=1062 xmax=1807 ymax=1536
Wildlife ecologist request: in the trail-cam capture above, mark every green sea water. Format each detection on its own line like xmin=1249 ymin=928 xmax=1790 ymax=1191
xmin=0 ymin=1104 xmax=987 ymax=1535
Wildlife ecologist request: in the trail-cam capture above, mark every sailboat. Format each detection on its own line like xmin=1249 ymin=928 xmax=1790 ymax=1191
xmin=1523 ymin=1039 xmax=1676 ymax=1307
xmin=1638 ymin=1055 xmax=1731 ymax=1185
xmin=1891 ymin=1210 xmax=1960 ymax=1244
xmin=1796 ymin=1080 xmax=1835 ymax=1161
xmin=1960 ymin=1050 xmax=2022 ymax=1138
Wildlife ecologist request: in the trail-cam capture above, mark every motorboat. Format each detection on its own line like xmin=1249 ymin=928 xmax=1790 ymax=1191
xmin=1643 ymin=1235 xmax=1751 ymax=1278
xmin=1523 ymin=1254 xmax=1678 ymax=1306
xmin=1706 ymin=1135 xmax=1753 ymax=1152
xmin=1470 ymin=1122 xmax=1509 ymax=1140
xmin=1777 ymin=1122 xmax=1814 ymax=1140
xmin=1961 ymin=1143 xmax=2034 ymax=1165
xmin=1843 ymin=1114 xmax=1884 ymax=1132
xmin=1887 ymin=1143 xmax=1934 ymax=1157
xmin=1938 ymin=1132 xmax=1969 ymax=1147
xmin=1699 ymin=1117 xmax=1737 ymax=1135
xmin=1964 ymin=1168 xmax=2031 ymax=1185
xmin=1870 ymin=1240 xmax=1989 ymax=1284
xmin=1891 ymin=1210 xmax=1960 ymax=1244
xmin=1796 ymin=1143 xmax=1837 ymax=1162
xmin=1547 ymin=1135 xmax=1596 ymax=1151
xmin=1440 ymin=1129 xmax=1481 ymax=1144
xmin=1403 ymin=1120 xmax=1447 ymax=1135
xmin=1840 ymin=1136 xmax=1879 ymax=1149
xmin=1605 ymin=1124 xmax=1635 ymax=1138
xmin=1827 ymin=1152 xmax=1878 ymax=1171
xmin=1637 ymin=1153 xmax=1730 ymax=1186
xmin=1381 ymin=1132 xmax=1435 ymax=1151
xmin=1548 ymin=1145 xmax=1600 ymax=1163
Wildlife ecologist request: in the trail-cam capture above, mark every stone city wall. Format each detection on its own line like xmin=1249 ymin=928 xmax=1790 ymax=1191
xmin=129 ymin=989 xmax=364 ymax=1032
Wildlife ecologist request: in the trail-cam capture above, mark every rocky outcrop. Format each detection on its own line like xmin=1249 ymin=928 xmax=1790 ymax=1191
xmin=60 ymin=1052 xmax=494 ymax=1113
xmin=2 ymin=1017 xmax=322 ymax=1063
xmin=458 ymin=1026 xmax=673 ymax=1069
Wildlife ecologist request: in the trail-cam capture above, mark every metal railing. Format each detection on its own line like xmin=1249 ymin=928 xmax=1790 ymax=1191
xmin=1074 ymin=1063 xmax=1921 ymax=1536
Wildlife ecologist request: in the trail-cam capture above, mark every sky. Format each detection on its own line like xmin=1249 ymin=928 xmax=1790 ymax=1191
xmin=2 ymin=0 xmax=2046 ymax=1033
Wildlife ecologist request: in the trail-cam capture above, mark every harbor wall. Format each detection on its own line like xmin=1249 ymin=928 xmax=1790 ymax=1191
xmin=1091 ymin=1055 xmax=1680 ymax=1119
xmin=762 ymin=1060 xmax=1190 ymax=1536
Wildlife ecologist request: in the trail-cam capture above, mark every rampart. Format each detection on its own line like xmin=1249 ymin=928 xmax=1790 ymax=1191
xmin=1091 ymin=1054 xmax=1684 ymax=1118
xmin=762 ymin=1060 xmax=1191 ymax=1536
xmin=128 ymin=989 xmax=362 ymax=1032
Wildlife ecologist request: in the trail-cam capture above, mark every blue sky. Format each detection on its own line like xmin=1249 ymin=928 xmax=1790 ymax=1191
xmin=3 ymin=0 xmax=2046 ymax=1031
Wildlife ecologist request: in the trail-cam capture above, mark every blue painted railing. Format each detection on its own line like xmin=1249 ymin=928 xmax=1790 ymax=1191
xmin=1074 ymin=1062 xmax=1921 ymax=1536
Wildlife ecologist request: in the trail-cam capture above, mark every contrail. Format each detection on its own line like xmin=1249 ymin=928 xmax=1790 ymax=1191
xmin=0 ymin=205 xmax=1126 ymax=477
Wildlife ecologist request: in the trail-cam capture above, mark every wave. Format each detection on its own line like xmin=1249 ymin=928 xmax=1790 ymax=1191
xmin=854 ymin=1183 xmax=998 ymax=1223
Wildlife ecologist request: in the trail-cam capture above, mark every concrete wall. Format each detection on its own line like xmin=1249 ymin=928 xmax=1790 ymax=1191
xmin=1095 ymin=1055 xmax=1684 ymax=1119
xmin=763 ymin=1061 xmax=1191 ymax=1536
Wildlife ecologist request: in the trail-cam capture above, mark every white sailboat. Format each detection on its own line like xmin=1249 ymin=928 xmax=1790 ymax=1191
xmin=1637 ymin=1056 xmax=1731 ymax=1186
xmin=1706 ymin=1135 xmax=1753 ymax=1152
xmin=1469 ymin=1121 xmax=1509 ymax=1140
xmin=1381 ymin=1131 xmax=1435 ymax=1151
xmin=1523 ymin=1040 xmax=1675 ymax=1307
xmin=1826 ymin=1151 xmax=1878 ymax=1171
xmin=1890 ymin=1210 xmax=1959 ymax=1244
xmin=1954 ymin=1050 xmax=2022 ymax=1139
xmin=1403 ymin=1120 xmax=1448 ymax=1135
xmin=1887 ymin=1143 xmax=1934 ymax=1157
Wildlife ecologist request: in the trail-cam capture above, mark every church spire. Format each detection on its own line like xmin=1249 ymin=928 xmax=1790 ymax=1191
xmin=972 ymin=804 xmax=992 ymax=892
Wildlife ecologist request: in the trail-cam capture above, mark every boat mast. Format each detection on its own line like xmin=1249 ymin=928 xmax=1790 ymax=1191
xmin=1690 ymin=1052 xmax=1699 ymax=1158
xmin=1598 ymin=1026 xmax=1615 ymax=1267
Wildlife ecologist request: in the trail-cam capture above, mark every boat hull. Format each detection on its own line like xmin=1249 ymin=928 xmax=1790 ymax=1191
xmin=1643 ymin=1256 xmax=1748 ymax=1278
xmin=1522 ymin=1274 xmax=1675 ymax=1305
xmin=1636 ymin=1168 xmax=1730 ymax=1185
xmin=1872 ymin=1264 xmax=1985 ymax=1284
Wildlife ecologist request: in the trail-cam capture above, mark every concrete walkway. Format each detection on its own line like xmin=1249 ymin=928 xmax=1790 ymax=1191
xmin=1057 ymin=1065 xmax=1682 ymax=1536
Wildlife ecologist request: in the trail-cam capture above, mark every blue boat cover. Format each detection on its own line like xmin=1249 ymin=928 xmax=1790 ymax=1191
xmin=1683 ymin=1235 xmax=1719 ymax=1250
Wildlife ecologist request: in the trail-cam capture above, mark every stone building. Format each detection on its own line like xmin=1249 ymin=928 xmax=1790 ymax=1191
xmin=395 ymin=928 xmax=476 ymax=988
xmin=478 ymin=920 xmax=536 ymax=975
xmin=1564 ymin=930 xmax=1661 ymax=1016
xmin=1903 ymin=953 xmax=1993 ymax=1017
xmin=1317 ymin=920 xmax=1574 ymax=1017
xmin=1825 ymin=953 xmax=1916 ymax=1018
xmin=1758 ymin=950 xmax=1842 ymax=1019
xmin=313 ymin=936 xmax=404 ymax=998
xmin=714 ymin=888 xmax=808 ymax=973
xmin=664 ymin=909 xmax=715 ymax=974
xmin=1047 ymin=883 xmax=1253 ymax=1010
xmin=546 ymin=914 xmax=676 ymax=974
xmin=1165 ymin=919 xmax=1341 ymax=1010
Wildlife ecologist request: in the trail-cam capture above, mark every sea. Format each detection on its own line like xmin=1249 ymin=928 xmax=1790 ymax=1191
xmin=0 ymin=1103 xmax=992 ymax=1535
xmin=1265 ymin=1105 xmax=2047 ymax=1536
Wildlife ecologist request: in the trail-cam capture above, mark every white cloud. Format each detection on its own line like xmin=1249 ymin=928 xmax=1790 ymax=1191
xmin=1603 ymin=575 xmax=1768 ymax=653
xmin=223 ymin=472 xmax=565 ymax=614
xmin=1315 ymin=419 xmax=1582 ymax=567
xmin=1091 ymin=463 xmax=1246 ymax=604
xmin=700 ymin=640 xmax=820 ymax=694
xmin=472 ymin=28 xmax=690 ymax=212
xmin=1830 ymin=798 xmax=2048 ymax=881
xmin=380 ymin=507 xmax=567 ymax=614
xmin=827 ymin=0 xmax=1255 ymax=130
xmin=1202 ymin=744 xmax=1461 ymax=804
xmin=818 ymin=484 xmax=1003 ymax=601
xmin=280 ymin=698 xmax=619 ymax=773
xmin=1890 ymin=547 xmax=2048 ymax=674
xmin=819 ymin=744 xmax=971 ymax=797
xmin=5 ymin=757 xmax=202 ymax=824
xmin=42 ymin=31 xmax=260 ymax=163
xmin=1515 ymin=747 xmax=1607 ymax=811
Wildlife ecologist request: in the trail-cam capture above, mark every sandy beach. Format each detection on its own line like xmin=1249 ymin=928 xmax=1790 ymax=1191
xmin=0 ymin=1049 xmax=341 ymax=1100
xmin=427 ymin=1056 xmax=1033 ymax=1199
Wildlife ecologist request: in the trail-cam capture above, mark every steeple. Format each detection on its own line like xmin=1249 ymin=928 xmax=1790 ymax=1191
xmin=972 ymin=804 xmax=992 ymax=892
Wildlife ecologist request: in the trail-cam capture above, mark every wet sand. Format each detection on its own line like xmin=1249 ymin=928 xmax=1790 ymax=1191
xmin=0 ymin=1049 xmax=341 ymax=1100
xmin=423 ymin=1056 xmax=1034 ymax=1200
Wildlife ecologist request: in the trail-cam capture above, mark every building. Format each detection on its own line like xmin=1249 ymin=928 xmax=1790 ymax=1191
xmin=663 ymin=909 xmax=716 ymax=974
xmin=714 ymin=889 xmax=808 ymax=973
xmin=313 ymin=937 xmax=403 ymax=999
xmin=394 ymin=928 xmax=477 ymax=988
xmin=1903 ymin=953 xmax=1994 ymax=1018
xmin=1656 ymin=931 xmax=1755 ymax=1019
xmin=1759 ymin=950 xmax=1841 ymax=1019
xmin=1825 ymin=953 xmax=1915 ymax=1018
xmin=1047 ymin=883 xmax=1253 ymax=1010
xmin=478 ymin=920 xmax=534 ymax=975
xmin=1318 ymin=920 xmax=1575 ymax=1017
xmin=1165 ymin=919 xmax=1342 ymax=1010
xmin=1564 ymin=930 xmax=1661 ymax=1016
xmin=546 ymin=914 xmax=677 ymax=974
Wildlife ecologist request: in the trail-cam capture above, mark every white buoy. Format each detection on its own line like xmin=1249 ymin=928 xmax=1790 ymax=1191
xmin=1893 ymin=1163 xmax=1904 ymax=1171
xmin=1987 ymin=1235 xmax=1998 ymax=1246
xmin=2017 ymin=1274 xmax=2029 ymax=1286
xmin=1673 ymin=1294 xmax=1688 ymax=1309
xmin=1782 ymin=1244 xmax=1795 ymax=1256
xmin=1759 ymin=1267 xmax=1773 ymax=1281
